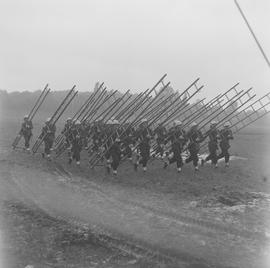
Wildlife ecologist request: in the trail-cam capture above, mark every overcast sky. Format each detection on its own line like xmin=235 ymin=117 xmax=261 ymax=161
xmin=0 ymin=0 xmax=269 ymax=100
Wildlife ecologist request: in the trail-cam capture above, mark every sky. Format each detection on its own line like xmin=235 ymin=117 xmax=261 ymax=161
xmin=0 ymin=0 xmax=269 ymax=100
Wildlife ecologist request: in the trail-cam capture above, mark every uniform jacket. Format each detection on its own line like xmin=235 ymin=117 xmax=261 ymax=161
xmin=20 ymin=120 xmax=33 ymax=136
xmin=219 ymin=128 xmax=233 ymax=149
xmin=186 ymin=128 xmax=203 ymax=151
xmin=42 ymin=124 xmax=56 ymax=141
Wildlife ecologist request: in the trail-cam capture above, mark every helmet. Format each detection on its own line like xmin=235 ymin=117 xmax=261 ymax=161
xmin=75 ymin=120 xmax=81 ymax=125
xmin=191 ymin=122 xmax=198 ymax=127
xmin=67 ymin=117 xmax=72 ymax=122
xmin=46 ymin=118 xmax=51 ymax=123
xmin=24 ymin=115 xmax=29 ymax=119
xmin=224 ymin=122 xmax=230 ymax=127
xmin=210 ymin=121 xmax=217 ymax=126
xmin=174 ymin=120 xmax=182 ymax=126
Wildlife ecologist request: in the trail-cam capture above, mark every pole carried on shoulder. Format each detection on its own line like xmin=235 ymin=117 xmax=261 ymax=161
xmin=32 ymin=86 xmax=78 ymax=153
xmin=12 ymin=84 xmax=51 ymax=149
xmin=200 ymin=92 xmax=270 ymax=154
xmin=54 ymin=83 xmax=105 ymax=147
xmin=88 ymin=74 xmax=169 ymax=167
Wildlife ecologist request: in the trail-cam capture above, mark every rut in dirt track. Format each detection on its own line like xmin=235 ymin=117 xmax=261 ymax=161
xmin=1 ymin=155 xmax=269 ymax=268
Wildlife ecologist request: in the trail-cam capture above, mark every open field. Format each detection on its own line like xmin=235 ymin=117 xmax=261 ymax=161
xmin=0 ymin=113 xmax=270 ymax=268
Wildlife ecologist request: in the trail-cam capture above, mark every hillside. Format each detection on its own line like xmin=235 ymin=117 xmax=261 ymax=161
xmin=0 ymin=89 xmax=269 ymax=131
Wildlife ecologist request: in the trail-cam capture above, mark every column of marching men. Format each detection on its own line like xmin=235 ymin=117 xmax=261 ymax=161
xmin=17 ymin=115 xmax=234 ymax=176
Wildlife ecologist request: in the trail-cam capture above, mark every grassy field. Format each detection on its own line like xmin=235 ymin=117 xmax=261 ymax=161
xmin=0 ymin=113 xmax=270 ymax=268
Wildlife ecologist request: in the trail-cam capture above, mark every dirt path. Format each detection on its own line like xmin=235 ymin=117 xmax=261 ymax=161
xmin=1 ymin=147 xmax=270 ymax=268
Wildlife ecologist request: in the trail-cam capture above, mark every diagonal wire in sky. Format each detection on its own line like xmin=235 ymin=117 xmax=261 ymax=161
xmin=234 ymin=0 xmax=270 ymax=69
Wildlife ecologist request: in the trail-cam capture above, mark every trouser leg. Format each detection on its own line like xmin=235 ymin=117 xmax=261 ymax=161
xmin=44 ymin=140 xmax=50 ymax=154
xmin=176 ymin=155 xmax=183 ymax=168
xmin=186 ymin=150 xmax=198 ymax=166
xmin=139 ymin=154 xmax=149 ymax=167
xmin=169 ymin=155 xmax=176 ymax=165
xmin=192 ymin=152 xmax=198 ymax=167
xmin=218 ymin=151 xmax=224 ymax=159
xmin=206 ymin=150 xmax=218 ymax=164
xmin=212 ymin=150 xmax=218 ymax=164
xmin=126 ymin=146 xmax=132 ymax=158
xmin=49 ymin=140 xmax=53 ymax=151
xmin=185 ymin=155 xmax=192 ymax=163
xmin=218 ymin=147 xmax=229 ymax=163
xmin=224 ymin=148 xmax=230 ymax=163
xmin=24 ymin=135 xmax=31 ymax=148
xmin=169 ymin=154 xmax=183 ymax=168
xmin=205 ymin=154 xmax=212 ymax=162
xmin=73 ymin=149 xmax=80 ymax=161
xmin=111 ymin=155 xmax=120 ymax=171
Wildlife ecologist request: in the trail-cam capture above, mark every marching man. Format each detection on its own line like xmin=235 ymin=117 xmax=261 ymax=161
xmin=163 ymin=120 xmax=187 ymax=172
xmin=185 ymin=122 xmax=203 ymax=171
xmin=218 ymin=122 xmax=234 ymax=167
xmin=153 ymin=123 xmax=167 ymax=159
xmin=69 ymin=120 xmax=83 ymax=166
xmin=41 ymin=118 xmax=56 ymax=160
xmin=19 ymin=115 xmax=33 ymax=151
xmin=134 ymin=118 xmax=153 ymax=172
xmin=107 ymin=137 xmax=122 ymax=176
xmin=202 ymin=121 xmax=219 ymax=168
xmin=62 ymin=117 xmax=73 ymax=149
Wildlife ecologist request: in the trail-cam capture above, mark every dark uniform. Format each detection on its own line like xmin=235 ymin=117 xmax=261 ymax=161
xmin=70 ymin=135 xmax=83 ymax=164
xmin=121 ymin=124 xmax=135 ymax=160
xmin=91 ymin=123 xmax=104 ymax=153
xmin=61 ymin=120 xmax=73 ymax=148
xmin=218 ymin=126 xmax=233 ymax=165
xmin=204 ymin=125 xmax=219 ymax=165
xmin=165 ymin=126 xmax=186 ymax=170
xmin=134 ymin=124 xmax=153 ymax=171
xmin=19 ymin=119 xmax=33 ymax=149
xmin=80 ymin=121 xmax=90 ymax=149
xmin=108 ymin=139 xmax=122 ymax=175
xmin=185 ymin=125 xmax=203 ymax=169
xmin=65 ymin=121 xmax=83 ymax=165
xmin=102 ymin=120 xmax=122 ymax=174
xmin=153 ymin=124 xmax=167 ymax=158
xmin=103 ymin=122 xmax=115 ymax=162
xmin=41 ymin=122 xmax=56 ymax=157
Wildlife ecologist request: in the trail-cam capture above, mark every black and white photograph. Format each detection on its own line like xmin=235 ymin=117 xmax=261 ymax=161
xmin=0 ymin=0 xmax=270 ymax=267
